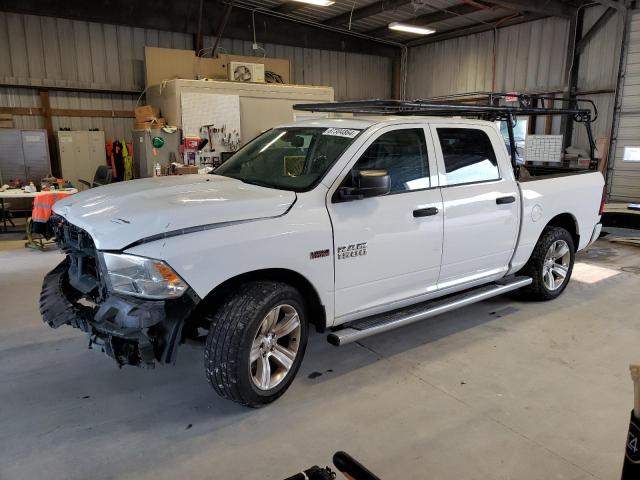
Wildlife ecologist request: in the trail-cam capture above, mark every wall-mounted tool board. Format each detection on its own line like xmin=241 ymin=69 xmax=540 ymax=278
xmin=147 ymin=79 xmax=334 ymax=150
xmin=181 ymin=92 xmax=241 ymax=153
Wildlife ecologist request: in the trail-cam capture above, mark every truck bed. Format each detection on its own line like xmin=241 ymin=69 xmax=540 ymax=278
xmin=508 ymin=170 xmax=604 ymax=275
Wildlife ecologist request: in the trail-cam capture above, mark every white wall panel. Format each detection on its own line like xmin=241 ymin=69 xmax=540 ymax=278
xmin=578 ymin=6 xmax=625 ymax=92
xmin=407 ymin=17 xmax=571 ymax=99
xmin=571 ymin=7 xmax=625 ymax=158
xmin=0 ymin=12 xmax=391 ymax=142
xmin=205 ymin=36 xmax=392 ymax=101
xmin=0 ymin=12 xmax=194 ymax=91
xmin=406 ymin=10 xmax=624 ymax=155
xmin=1 ymin=11 xmax=391 ymax=100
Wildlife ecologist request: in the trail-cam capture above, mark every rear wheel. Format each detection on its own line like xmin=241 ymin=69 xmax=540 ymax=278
xmin=204 ymin=281 xmax=308 ymax=407
xmin=518 ymin=226 xmax=575 ymax=301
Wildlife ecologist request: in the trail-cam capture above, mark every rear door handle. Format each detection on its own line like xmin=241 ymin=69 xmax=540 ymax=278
xmin=413 ymin=207 xmax=439 ymax=217
xmin=496 ymin=196 xmax=516 ymax=205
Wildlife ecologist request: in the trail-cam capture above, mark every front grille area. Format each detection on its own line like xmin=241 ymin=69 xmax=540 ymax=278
xmin=50 ymin=215 xmax=105 ymax=300
xmin=44 ymin=216 xmax=198 ymax=367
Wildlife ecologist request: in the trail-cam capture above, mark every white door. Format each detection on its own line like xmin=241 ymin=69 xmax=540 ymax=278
xmin=57 ymin=132 xmax=77 ymax=184
xmin=328 ymin=126 xmax=443 ymax=321
xmin=430 ymin=123 xmax=519 ymax=288
xmin=609 ymin=12 xmax=640 ymax=202
xmin=74 ymin=131 xmax=91 ymax=185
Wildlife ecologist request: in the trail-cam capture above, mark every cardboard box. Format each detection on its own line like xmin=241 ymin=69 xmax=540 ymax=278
xmin=135 ymin=105 xmax=160 ymax=122
xmin=173 ymin=164 xmax=199 ymax=175
xmin=0 ymin=113 xmax=12 ymax=120
xmin=134 ymin=118 xmax=165 ymax=130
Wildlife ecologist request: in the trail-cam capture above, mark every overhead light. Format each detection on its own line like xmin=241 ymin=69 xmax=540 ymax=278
xmin=388 ymin=22 xmax=435 ymax=35
xmin=291 ymin=0 xmax=335 ymax=6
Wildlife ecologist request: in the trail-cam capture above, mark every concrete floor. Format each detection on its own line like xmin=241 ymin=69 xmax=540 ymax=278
xmin=1 ymin=233 xmax=638 ymax=480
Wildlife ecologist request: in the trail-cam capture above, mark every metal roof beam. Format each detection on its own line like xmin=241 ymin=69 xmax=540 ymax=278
xmin=482 ymin=0 xmax=574 ymax=17
xmin=272 ymin=1 xmax=308 ymax=14
xmin=364 ymin=3 xmax=482 ymax=38
xmin=405 ymin=12 xmax=545 ymax=46
xmin=322 ymin=0 xmax=413 ymax=27
xmin=589 ymin=0 xmax=626 ymax=12
xmin=0 ymin=0 xmax=401 ymax=56
xmin=575 ymin=7 xmax=617 ymax=54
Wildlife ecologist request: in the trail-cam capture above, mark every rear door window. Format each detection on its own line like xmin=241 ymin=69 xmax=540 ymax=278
xmin=436 ymin=128 xmax=500 ymax=185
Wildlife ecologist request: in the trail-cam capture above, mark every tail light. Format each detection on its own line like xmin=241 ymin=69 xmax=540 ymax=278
xmin=599 ymin=185 xmax=606 ymax=216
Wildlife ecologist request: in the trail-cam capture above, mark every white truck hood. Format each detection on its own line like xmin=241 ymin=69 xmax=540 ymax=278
xmin=53 ymin=175 xmax=296 ymax=250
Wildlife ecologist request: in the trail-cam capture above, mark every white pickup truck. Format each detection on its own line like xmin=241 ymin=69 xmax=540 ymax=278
xmin=40 ymin=109 xmax=605 ymax=407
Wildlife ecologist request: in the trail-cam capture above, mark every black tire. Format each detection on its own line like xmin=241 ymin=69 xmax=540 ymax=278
xmin=518 ymin=226 xmax=575 ymax=301
xmin=204 ymin=281 xmax=308 ymax=407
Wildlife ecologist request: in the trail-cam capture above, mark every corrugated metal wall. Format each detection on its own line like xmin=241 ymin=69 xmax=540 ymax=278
xmin=609 ymin=11 xmax=640 ymax=201
xmin=573 ymin=6 xmax=625 ymax=154
xmin=0 ymin=12 xmax=392 ymax=141
xmin=407 ymin=17 xmax=571 ymax=98
xmin=405 ymin=17 xmax=572 ymax=142
xmin=203 ymin=37 xmax=393 ymax=101
xmin=406 ymin=10 xmax=624 ymax=153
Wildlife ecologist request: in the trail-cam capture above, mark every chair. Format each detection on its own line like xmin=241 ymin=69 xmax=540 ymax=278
xmin=25 ymin=217 xmax=54 ymax=251
xmin=1 ymin=200 xmax=15 ymax=231
xmin=78 ymin=165 xmax=112 ymax=189
xmin=25 ymin=191 xmax=72 ymax=251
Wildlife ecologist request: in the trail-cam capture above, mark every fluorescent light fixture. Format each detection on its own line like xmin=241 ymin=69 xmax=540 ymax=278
xmin=291 ymin=0 xmax=335 ymax=6
xmin=388 ymin=22 xmax=435 ymax=35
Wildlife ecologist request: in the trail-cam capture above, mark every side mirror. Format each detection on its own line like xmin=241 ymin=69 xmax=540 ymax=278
xmin=337 ymin=170 xmax=390 ymax=201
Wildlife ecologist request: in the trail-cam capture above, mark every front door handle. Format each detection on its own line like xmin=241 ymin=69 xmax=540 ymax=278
xmin=496 ymin=196 xmax=516 ymax=205
xmin=413 ymin=207 xmax=439 ymax=217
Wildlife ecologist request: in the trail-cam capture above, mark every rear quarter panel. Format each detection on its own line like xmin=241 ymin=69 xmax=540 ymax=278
xmin=508 ymin=171 xmax=604 ymax=274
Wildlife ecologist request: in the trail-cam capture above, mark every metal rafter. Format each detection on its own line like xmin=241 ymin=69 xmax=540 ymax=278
xmin=575 ymin=7 xmax=617 ymax=54
xmin=323 ymin=0 xmax=413 ymax=27
xmin=272 ymin=1 xmax=307 ymax=14
xmin=0 ymin=0 xmax=401 ymax=56
xmin=482 ymin=0 xmax=574 ymax=17
xmin=364 ymin=3 xmax=483 ymax=38
xmin=590 ymin=0 xmax=626 ymax=12
xmin=405 ymin=12 xmax=544 ymax=45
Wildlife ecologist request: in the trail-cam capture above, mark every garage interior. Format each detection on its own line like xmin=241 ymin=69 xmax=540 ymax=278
xmin=1 ymin=0 xmax=640 ymax=478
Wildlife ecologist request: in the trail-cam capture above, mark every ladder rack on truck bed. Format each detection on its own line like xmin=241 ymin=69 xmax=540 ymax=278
xmin=293 ymin=92 xmax=599 ymax=176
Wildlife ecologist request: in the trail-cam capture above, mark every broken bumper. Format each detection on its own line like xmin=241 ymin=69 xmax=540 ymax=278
xmin=40 ymin=259 xmax=198 ymax=367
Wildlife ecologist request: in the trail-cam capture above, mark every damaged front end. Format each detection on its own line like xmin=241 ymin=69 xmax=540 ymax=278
xmin=40 ymin=216 xmax=199 ymax=367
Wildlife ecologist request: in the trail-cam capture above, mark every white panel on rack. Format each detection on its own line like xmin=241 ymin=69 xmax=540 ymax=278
xmin=525 ymin=135 xmax=563 ymax=163
xmin=181 ymin=92 xmax=241 ymax=152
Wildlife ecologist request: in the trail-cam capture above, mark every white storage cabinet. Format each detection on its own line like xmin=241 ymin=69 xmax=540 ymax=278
xmin=56 ymin=131 xmax=106 ymax=187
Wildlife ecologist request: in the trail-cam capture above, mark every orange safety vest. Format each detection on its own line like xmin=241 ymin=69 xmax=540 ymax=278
xmin=32 ymin=192 xmax=71 ymax=224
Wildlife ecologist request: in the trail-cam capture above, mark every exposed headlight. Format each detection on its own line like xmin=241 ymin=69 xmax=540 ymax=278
xmin=100 ymin=253 xmax=188 ymax=299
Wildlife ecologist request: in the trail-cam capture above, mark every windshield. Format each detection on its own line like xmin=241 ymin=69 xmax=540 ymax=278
xmin=214 ymin=127 xmax=361 ymax=191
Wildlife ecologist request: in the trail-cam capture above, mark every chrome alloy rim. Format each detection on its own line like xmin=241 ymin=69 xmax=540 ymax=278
xmin=542 ymin=240 xmax=570 ymax=291
xmin=250 ymin=304 xmax=301 ymax=391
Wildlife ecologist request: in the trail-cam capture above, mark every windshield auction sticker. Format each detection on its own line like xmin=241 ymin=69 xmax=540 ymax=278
xmin=322 ymin=128 xmax=360 ymax=138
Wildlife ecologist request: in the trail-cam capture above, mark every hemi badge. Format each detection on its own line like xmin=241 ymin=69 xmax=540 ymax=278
xmin=310 ymin=249 xmax=330 ymax=260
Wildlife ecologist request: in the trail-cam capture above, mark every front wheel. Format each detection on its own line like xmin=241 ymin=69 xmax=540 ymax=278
xmin=204 ymin=281 xmax=308 ymax=407
xmin=518 ymin=226 xmax=575 ymax=301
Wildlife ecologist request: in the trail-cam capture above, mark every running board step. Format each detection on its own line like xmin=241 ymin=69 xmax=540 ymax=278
xmin=327 ymin=276 xmax=532 ymax=346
